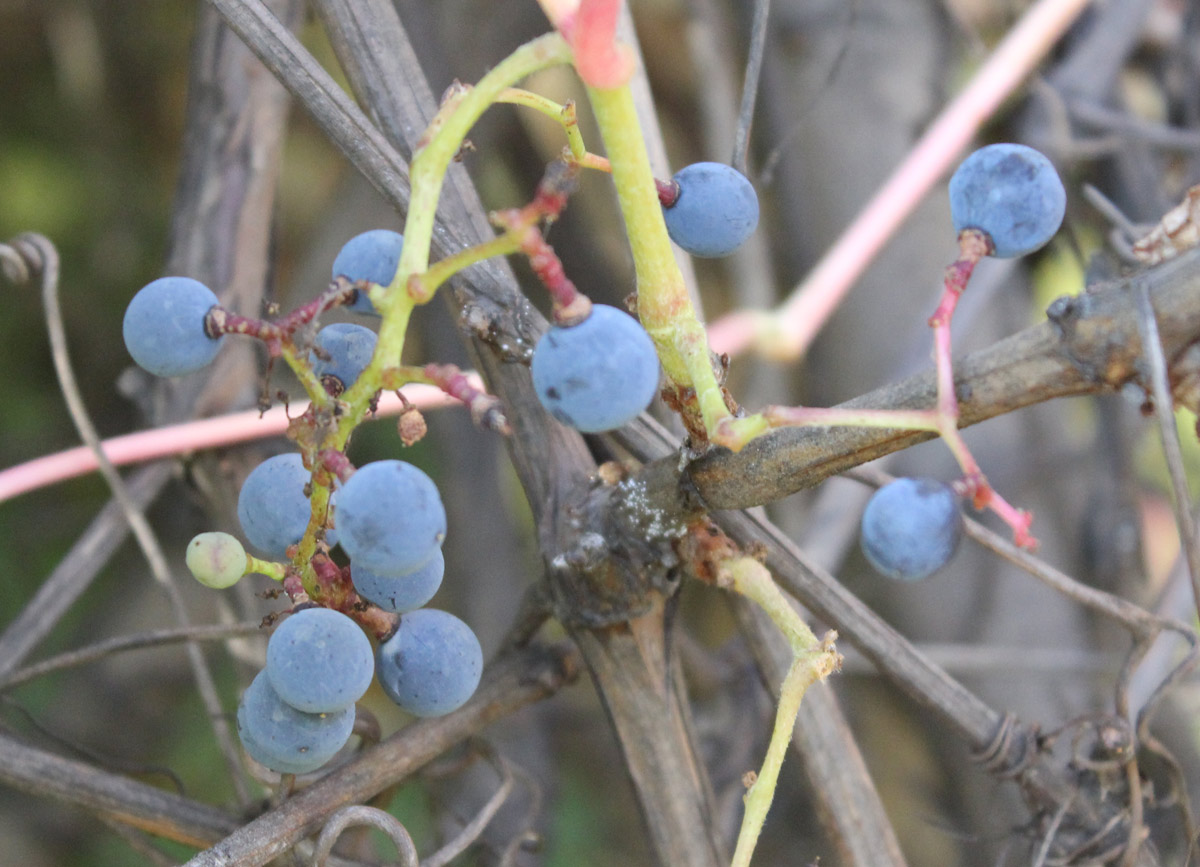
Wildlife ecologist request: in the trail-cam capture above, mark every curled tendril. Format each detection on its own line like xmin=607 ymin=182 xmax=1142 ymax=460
xmin=311 ymin=805 xmax=418 ymax=867
xmin=0 ymin=233 xmax=52 ymax=285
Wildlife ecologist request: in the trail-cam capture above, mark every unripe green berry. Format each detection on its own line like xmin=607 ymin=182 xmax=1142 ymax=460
xmin=186 ymin=532 xmax=248 ymax=589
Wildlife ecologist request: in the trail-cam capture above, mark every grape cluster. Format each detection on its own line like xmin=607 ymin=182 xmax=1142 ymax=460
xmin=531 ymin=304 xmax=660 ymax=433
xmin=662 ymin=162 xmax=759 ymax=258
xmin=222 ymin=459 xmax=481 ymax=773
xmin=948 ymin=143 xmax=1065 ymax=258
xmin=119 ymin=231 xmax=489 ymax=778
xmin=859 ymin=478 xmax=963 ymax=581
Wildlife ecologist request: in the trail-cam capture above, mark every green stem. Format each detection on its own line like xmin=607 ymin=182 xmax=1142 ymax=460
xmin=496 ymin=89 xmax=606 ymax=168
xmin=338 ymin=31 xmax=572 ymax=430
xmin=585 ymin=83 xmax=732 ymax=435
xmin=719 ymin=556 xmax=820 ymax=653
xmin=246 ymin=554 xmax=287 ymax=582
xmin=284 ymin=34 xmax=573 ymax=595
xmin=279 ymin=342 xmax=332 ymax=412
xmin=731 ymin=655 xmax=826 ymax=867
xmin=718 ymin=556 xmax=840 ymax=867
xmin=411 ymin=234 xmax=521 ymax=302
xmin=389 ymin=32 xmax=573 ymax=303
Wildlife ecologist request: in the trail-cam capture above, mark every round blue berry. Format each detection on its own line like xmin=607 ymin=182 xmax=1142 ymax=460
xmin=336 ymin=460 xmax=446 ymax=576
xmin=236 ymin=670 xmax=355 ymax=775
xmin=662 ymin=162 xmax=759 ymax=258
xmin=375 ymin=609 xmax=483 ymax=717
xmin=310 ymin=323 xmax=377 ymax=394
xmin=948 ymin=143 xmax=1066 ymax=258
xmin=122 ymin=276 xmax=225 ymax=377
xmin=531 ymin=304 xmax=660 ymax=433
xmin=266 ymin=608 xmax=374 ymax=713
xmin=332 ymin=230 xmax=404 ymax=314
xmin=351 ymin=549 xmax=444 ymax=614
xmin=237 ymin=453 xmax=313 ymax=559
xmin=860 ymin=478 xmax=963 ymax=581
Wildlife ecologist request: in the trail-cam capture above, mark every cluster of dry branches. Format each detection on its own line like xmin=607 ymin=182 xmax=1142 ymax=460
xmin=3 ymin=1 xmax=1200 ymax=865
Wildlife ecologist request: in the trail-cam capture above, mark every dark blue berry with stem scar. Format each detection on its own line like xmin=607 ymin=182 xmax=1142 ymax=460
xmin=375 ymin=609 xmax=483 ymax=717
xmin=531 ymin=304 xmax=660 ymax=433
xmin=351 ymin=548 xmax=444 ymax=614
xmin=662 ymin=162 xmax=759 ymax=258
xmin=332 ymin=229 xmax=404 ymax=314
xmin=310 ymin=323 xmax=377 ymax=395
xmin=860 ymin=477 xmax=963 ymax=581
xmin=237 ymin=453 xmax=315 ymax=559
xmin=948 ymin=143 xmax=1066 ymax=258
xmin=236 ymin=670 xmax=355 ymax=775
xmin=336 ymin=460 xmax=446 ymax=576
xmin=122 ymin=276 xmax=225 ymax=377
xmin=265 ymin=608 xmax=374 ymax=713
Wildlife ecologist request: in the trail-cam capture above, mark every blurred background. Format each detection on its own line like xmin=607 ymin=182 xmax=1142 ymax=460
xmin=2 ymin=0 xmax=1199 ymax=864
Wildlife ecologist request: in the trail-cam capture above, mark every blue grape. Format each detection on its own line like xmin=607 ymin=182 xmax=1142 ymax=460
xmin=332 ymin=229 xmax=404 ymax=314
xmin=662 ymin=162 xmax=759 ymax=258
xmin=237 ymin=453 xmax=314 ymax=559
xmin=531 ymin=304 xmax=660 ymax=433
xmin=351 ymin=549 xmax=444 ymax=614
xmin=375 ymin=609 xmax=483 ymax=717
xmin=948 ymin=143 xmax=1065 ymax=258
xmin=236 ymin=670 xmax=355 ymax=775
xmin=266 ymin=608 xmax=374 ymax=713
xmin=311 ymin=323 xmax=377 ymax=395
xmin=860 ymin=477 xmax=963 ymax=581
xmin=122 ymin=276 xmax=225 ymax=377
xmin=336 ymin=460 xmax=446 ymax=575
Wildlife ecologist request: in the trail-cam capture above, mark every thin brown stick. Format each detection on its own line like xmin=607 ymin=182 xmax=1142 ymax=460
xmin=731 ymin=0 xmax=770 ymax=175
xmin=97 ymin=814 xmax=191 ymax=867
xmin=202 ymin=0 xmax=418 ymax=240
xmin=422 ymin=748 xmax=515 ymax=867
xmin=1134 ymin=278 xmax=1200 ymax=619
xmin=0 ymin=728 xmax=241 ymax=848
xmin=8 ymin=233 xmax=247 ymax=797
xmin=0 ymin=462 xmax=173 ymax=681
xmin=0 ymin=622 xmax=264 ymax=692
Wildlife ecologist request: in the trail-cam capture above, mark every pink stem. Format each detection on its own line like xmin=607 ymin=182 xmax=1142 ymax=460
xmin=571 ymin=0 xmax=631 ymax=88
xmin=0 ymin=381 xmax=481 ymax=504
xmin=519 ymin=227 xmax=591 ymax=324
xmin=930 ymin=232 xmax=1037 ymax=549
xmin=706 ymin=0 xmax=1092 ymax=358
